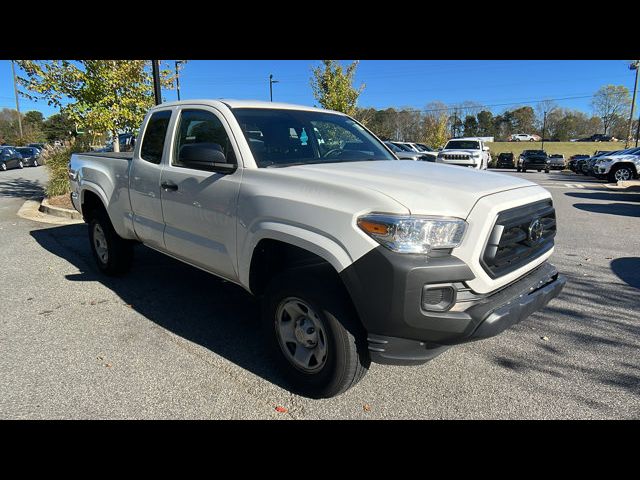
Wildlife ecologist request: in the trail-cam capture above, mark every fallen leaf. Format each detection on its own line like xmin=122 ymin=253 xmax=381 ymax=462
xmin=585 ymin=257 xmax=591 ymax=261
xmin=605 ymin=257 xmax=613 ymax=260
xmin=89 ymin=300 xmax=96 ymax=305
xmin=275 ymin=406 xmax=288 ymax=413
xmin=363 ymin=404 xmax=372 ymax=412
xmin=104 ymin=363 xmax=112 ymax=368
xmin=27 ymin=297 xmax=33 ymax=301
xmin=541 ymin=336 xmax=549 ymax=341
xmin=97 ymin=356 xmax=103 ymax=361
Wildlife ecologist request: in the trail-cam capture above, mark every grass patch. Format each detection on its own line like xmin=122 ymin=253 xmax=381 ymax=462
xmin=486 ymin=141 xmax=625 ymax=160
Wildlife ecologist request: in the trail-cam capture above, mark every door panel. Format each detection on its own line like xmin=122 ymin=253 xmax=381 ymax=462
xmin=161 ymin=167 xmax=241 ymax=279
xmin=129 ymin=160 xmax=165 ymax=248
xmin=160 ymin=107 xmax=241 ymax=281
xmin=128 ymin=109 xmax=173 ymax=248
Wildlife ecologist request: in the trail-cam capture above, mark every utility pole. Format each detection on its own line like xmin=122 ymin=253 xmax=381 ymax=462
xmin=175 ymin=60 xmax=184 ymax=101
xmin=152 ymin=60 xmax=162 ymax=106
xmin=626 ymin=60 xmax=639 ymax=148
xmin=541 ymin=110 xmax=547 ymax=151
xmin=269 ymin=74 xmax=279 ymax=102
xmin=10 ymin=60 xmax=23 ymax=140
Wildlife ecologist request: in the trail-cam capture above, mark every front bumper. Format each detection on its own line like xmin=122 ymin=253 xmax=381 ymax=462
xmin=340 ymin=247 xmax=565 ymax=366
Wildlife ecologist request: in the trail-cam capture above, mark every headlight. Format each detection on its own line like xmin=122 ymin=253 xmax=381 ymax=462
xmin=357 ymin=214 xmax=467 ymax=253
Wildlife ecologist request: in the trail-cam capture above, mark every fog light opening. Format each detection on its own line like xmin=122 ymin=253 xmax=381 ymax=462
xmin=421 ymin=285 xmax=456 ymax=312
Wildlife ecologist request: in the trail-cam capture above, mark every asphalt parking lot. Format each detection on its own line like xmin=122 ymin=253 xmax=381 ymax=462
xmin=0 ymin=166 xmax=638 ymax=419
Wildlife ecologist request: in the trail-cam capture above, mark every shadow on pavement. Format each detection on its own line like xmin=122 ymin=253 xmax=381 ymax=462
xmin=0 ymin=177 xmax=45 ymax=200
xmin=610 ymin=257 xmax=640 ymax=289
xmin=30 ymin=223 xmax=291 ymax=392
xmin=572 ymin=203 xmax=640 ymax=218
xmin=565 ymin=191 xmax=640 ymax=203
xmin=486 ymin=268 xmax=640 ymax=401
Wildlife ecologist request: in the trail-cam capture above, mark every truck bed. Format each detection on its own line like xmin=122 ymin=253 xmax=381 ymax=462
xmin=81 ymin=151 xmax=134 ymax=160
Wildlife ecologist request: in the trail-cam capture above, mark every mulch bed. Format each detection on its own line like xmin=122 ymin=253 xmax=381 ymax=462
xmin=46 ymin=194 xmax=75 ymax=210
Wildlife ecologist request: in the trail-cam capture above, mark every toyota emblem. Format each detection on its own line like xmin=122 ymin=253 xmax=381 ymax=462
xmin=528 ymin=218 xmax=544 ymax=242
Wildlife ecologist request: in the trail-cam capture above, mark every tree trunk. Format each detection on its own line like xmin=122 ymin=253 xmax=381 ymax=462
xmin=112 ymin=130 xmax=120 ymax=152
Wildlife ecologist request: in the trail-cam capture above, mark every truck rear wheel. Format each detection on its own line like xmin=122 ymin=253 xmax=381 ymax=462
xmin=88 ymin=209 xmax=133 ymax=275
xmin=262 ymin=268 xmax=370 ymax=398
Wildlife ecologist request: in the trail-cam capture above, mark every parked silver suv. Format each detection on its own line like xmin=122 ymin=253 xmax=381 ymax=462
xmin=593 ymin=147 xmax=640 ymax=182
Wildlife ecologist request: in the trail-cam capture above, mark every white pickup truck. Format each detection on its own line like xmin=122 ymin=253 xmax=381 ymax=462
xmin=69 ymin=100 xmax=565 ymax=398
xmin=436 ymin=137 xmax=490 ymax=170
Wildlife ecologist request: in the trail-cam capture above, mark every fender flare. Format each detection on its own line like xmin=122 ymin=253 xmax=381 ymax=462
xmin=238 ymin=221 xmax=356 ymax=289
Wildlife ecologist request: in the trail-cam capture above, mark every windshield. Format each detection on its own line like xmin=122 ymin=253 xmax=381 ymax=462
xmin=392 ymin=142 xmax=412 ymax=152
xmin=232 ymin=108 xmax=395 ymax=168
xmin=444 ymin=140 xmax=479 ymax=150
xmin=384 ymin=142 xmax=402 ymax=153
xmin=16 ymin=148 xmax=32 ymax=155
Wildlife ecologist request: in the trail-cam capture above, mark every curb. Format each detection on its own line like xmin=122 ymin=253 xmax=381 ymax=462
xmin=39 ymin=198 xmax=83 ymax=220
xmin=17 ymin=199 xmax=83 ymax=225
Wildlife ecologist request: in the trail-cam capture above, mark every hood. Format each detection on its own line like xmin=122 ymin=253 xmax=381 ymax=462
xmin=268 ymin=160 xmax=539 ymax=218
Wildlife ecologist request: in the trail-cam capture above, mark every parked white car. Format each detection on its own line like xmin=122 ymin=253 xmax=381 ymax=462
xmin=69 ymin=99 xmax=564 ymax=398
xmin=511 ymin=134 xmax=540 ymax=142
xmin=593 ymin=147 xmax=640 ymax=182
xmin=436 ymin=137 xmax=490 ymax=169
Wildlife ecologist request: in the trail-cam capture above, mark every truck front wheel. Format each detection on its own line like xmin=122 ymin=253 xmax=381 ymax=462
xmin=88 ymin=209 xmax=133 ymax=275
xmin=262 ymin=269 xmax=370 ymax=398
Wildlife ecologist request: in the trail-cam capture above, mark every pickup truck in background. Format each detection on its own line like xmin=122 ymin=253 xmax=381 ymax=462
xmin=517 ymin=150 xmax=550 ymax=173
xmin=436 ymin=137 xmax=490 ymax=169
xmin=69 ymin=100 xmax=565 ymax=398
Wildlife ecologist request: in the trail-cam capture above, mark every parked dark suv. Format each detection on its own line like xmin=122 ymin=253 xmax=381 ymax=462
xmin=0 ymin=146 xmax=24 ymax=171
xmin=517 ymin=150 xmax=549 ymax=173
xmin=495 ymin=152 xmax=515 ymax=168
xmin=15 ymin=147 xmax=41 ymax=167
xmin=568 ymin=154 xmax=589 ymax=172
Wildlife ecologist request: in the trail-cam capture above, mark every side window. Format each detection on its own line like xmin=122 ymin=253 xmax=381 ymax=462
xmin=173 ymin=109 xmax=237 ymax=170
xmin=140 ymin=110 xmax=172 ymax=164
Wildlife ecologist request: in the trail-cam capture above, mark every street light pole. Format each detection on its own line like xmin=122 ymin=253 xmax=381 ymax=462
xmin=175 ymin=60 xmax=183 ymax=101
xmin=152 ymin=60 xmax=162 ymax=106
xmin=541 ymin=110 xmax=547 ymax=151
xmin=625 ymin=60 xmax=639 ymax=148
xmin=269 ymin=74 xmax=279 ymax=102
xmin=10 ymin=60 xmax=23 ymax=140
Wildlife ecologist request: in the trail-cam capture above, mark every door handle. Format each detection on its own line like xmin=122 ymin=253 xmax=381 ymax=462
xmin=161 ymin=181 xmax=178 ymax=191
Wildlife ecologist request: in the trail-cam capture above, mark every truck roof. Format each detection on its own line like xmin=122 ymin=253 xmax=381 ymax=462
xmin=149 ymin=99 xmax=341 ymax=115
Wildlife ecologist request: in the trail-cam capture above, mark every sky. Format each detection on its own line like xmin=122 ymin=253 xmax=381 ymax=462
xmin=0 ymin=60 xmax=636 ymax=119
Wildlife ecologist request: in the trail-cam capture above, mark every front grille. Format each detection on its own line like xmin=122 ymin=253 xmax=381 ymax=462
xmin=481 ymin=200 xmax=556 ymax=278
xmin=443 ymin=154 xmax=470 ymax=160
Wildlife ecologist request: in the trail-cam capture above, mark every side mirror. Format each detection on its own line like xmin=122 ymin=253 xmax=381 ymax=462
xmin=483 ymin=146 xmax=490 ymax=151
xmin=178 ymin=143 xmax=236 ymax=174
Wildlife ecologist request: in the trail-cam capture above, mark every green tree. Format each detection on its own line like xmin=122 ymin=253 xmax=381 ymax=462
xmin=591 ymin=85 xmax=632 ymax=135
xmin=510 ymin=106 xmax=536 ymax=134
xmin=43 ymin=113 xmax=76 ymax=143
xmin=476 ymin=110 xmax=495 ymax=137
xmin=463 ymin=115 xmax=478 ymax=136
xmin=310 ymin=60 xmax=365 ymax=117
xmin=16 ymin=60 xmax=175 ymax=152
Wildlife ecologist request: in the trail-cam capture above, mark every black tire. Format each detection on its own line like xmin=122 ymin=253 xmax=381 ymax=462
xmin=545 ymin=168 xmax=550 ymax=173
xmin=537 ymin=169 xmax=541 ymax=172
xmin=608 ymin=165 xmax=634 ymax=183
xmin=88 ymin=208 xmax=133 ymax=276
xmin=262 ymin=267 xmax=370 ymax=398
xmin=529 ymin=138 xmax=534 ymax=142
xmin=18 ymin=160 xmax=24 ymax=169
xmin=0 ymin=162 xmax=6 ymax=171
xmin=522 ymin=167 xmax=527 ymax=172
xmin=32 ymin=158 xmax=39 ymax=167
xmin=516 ymin=166 xmax=521 ymax=172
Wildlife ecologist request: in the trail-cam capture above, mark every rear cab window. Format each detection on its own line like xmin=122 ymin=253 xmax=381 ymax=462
xmin=140 ymin=110 xmax=172 ymax=164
